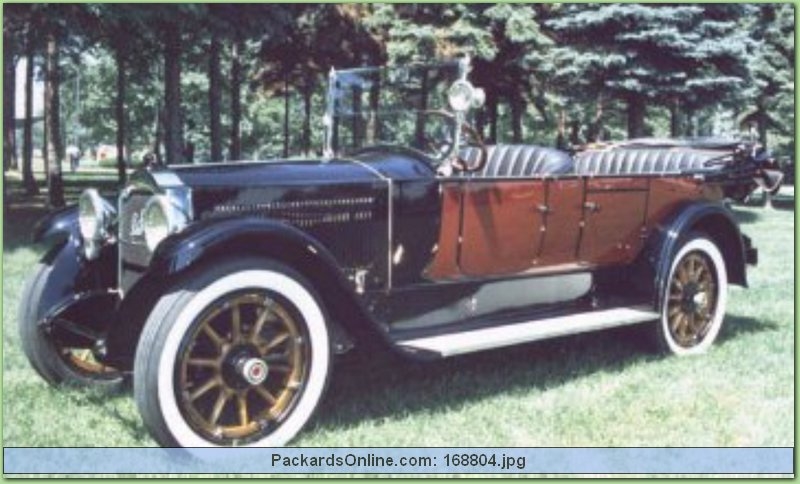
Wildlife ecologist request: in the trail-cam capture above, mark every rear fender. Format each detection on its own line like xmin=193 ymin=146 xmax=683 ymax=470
xmin=633 ymin=201 xmax=752 ymax=312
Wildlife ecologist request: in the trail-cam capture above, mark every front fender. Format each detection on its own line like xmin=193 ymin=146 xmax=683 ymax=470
xmin=28 ymin=206 xmax=118 ymax=333
xmin=148 ymin=216 xmax=348 ymax=283
xmin=639 ymin=201 xmax=752 ymax=312
xmin=33 ymin=205 xmax=80 ymax=245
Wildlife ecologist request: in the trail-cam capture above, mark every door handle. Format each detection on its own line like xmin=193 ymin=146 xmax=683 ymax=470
xmin=584 ymin=201 xmax=600 ymax=212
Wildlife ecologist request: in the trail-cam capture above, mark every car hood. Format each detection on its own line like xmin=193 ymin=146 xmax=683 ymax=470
xmin=143 ymin=149 xmax=435 ymax=190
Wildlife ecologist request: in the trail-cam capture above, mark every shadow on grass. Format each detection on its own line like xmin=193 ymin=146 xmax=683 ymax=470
xmin=312 ymin=326 xmax=661 ymax=435
xmin=716 ymin=314 xmax=781 ymax=346
xmin=311 ymin=312 xmax=780 ymax=437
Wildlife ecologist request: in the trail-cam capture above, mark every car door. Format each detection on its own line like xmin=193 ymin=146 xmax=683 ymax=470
xmin=459 ymin=179 xmax=547 ymax=277
xmin=578 ymin=177 xmax=648 ymax=265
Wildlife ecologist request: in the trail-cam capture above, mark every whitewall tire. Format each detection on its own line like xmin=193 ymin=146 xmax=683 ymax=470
xmin=134 ymin=258 xmax=330 ymax=447
xmin=657 ymin=235 xmax=728 ymax=355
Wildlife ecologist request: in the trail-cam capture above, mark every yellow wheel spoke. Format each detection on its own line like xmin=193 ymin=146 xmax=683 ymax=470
xmin=237 ymin=394 xmax=249 ymax=427
xmin=231 ymin=303 xmax=242 ymax=342
xmin=202 ymin=324 xmax=226 ymax=348
xmin=187 ymin=358 xmax=218 ymax=368
xmin=190 ymin=377 xmax=220 ymax=401
xmin=254 ymin=386 xmax=277 ymax=405
xmin=209 ymin=390 xmax=229 ymax=426
xmin=260 ymin=333 xmax=290 ymax=354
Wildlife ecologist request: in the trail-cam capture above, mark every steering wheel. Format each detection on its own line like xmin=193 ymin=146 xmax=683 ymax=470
xmin=451 ymin=122 xmax=488 ymax=173
xmin=416 ymin=110 xmax=457 ymax=160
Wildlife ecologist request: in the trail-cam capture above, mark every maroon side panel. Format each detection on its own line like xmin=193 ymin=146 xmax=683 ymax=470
xmin=537 ymin=179 xmax=583 ymax=267
xmin=646 ymin=177 xmax=704 ymax=232
xmin=580 ymin=177 xmax=648 ymax=266
xmin=460 ymin=180 xmax=546 ymax=277
xmin=424 ymin=182 xmax=463 ymax=280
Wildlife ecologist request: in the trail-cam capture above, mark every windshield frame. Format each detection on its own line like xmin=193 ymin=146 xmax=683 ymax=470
xmin=322 ymin=58 xmax=471 ymax=163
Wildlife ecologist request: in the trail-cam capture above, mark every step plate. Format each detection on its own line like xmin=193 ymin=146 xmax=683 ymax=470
xmin=397 ymin=306 xmax=659 ymax=357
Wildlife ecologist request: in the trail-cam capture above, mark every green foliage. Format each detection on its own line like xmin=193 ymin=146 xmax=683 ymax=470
xmin=7 ymin=4 xmax=793 ymax=164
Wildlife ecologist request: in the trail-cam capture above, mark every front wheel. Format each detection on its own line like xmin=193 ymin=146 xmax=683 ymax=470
xmin=133 ymin=258 xmax=331 ymax=447
xmin=655 ymin=235 xmax=728 ymax=355
xmin=18 ymin=262 xmax=123 ymax=388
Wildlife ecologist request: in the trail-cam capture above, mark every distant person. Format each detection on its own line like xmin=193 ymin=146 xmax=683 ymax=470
xmin=66 ymin=146 xmax=80 ymax=172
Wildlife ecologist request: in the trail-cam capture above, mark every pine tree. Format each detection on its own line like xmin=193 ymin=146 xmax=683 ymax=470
xmin=546 ymin=4 xmax=751 ymax=139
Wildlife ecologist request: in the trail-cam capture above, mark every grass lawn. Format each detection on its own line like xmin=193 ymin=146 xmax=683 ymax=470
xmin=2 ymin=174 xmax=795 ymax=448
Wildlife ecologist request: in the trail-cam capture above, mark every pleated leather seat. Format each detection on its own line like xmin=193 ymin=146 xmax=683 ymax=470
xmin=574 ymin=149 xmax=723 ymax=176
xmin=460 ymin=145 xmax=575 ymax=177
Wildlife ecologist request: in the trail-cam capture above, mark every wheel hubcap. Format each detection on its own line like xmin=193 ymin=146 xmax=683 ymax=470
xmin=176 ymin=291 xmax=309 ymax=444
xmin=667 ymin=251 xmax=718 ymax=348
xmin=238 ymin=357 xmax=269 ymax=386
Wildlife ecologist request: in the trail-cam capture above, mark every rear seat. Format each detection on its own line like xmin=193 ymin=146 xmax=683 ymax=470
xmin=574 ymin=149 xmax=724 ymax=176
xmin=460 ymin=145 xmax=574 ymax=177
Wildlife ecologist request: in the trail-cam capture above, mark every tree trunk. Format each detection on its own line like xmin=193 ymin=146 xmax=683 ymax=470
xmin=368 ymin=76 xmax=381 ymax=143
xmin=163 ymin=26 xmax=183 ymax=165
xmin=45 ymin=35 xmax=64 ymax=208
xmin=229 ymin=32 xmax=243 ymax=161
xmin=152 ymin=104 xmax=163 ymax=164
xmin=684 ymin=107 xmax=695 ymax=137
xmin=669 ymin=97 xmax=681 ymax=138
xmin=22 ymin=28 xmax=37 ymax=194
xmin=756 ymin=100 xmax=768 ymax=148
xmin=208 ymin=32 xmax=222 ymax=162
xmin=115 ymin=49 xmax=127 ymax=185
xmin=586 ymin=95 xmax=605 ymax=142
xmin=509 ymin=95 xmax=524 ymax=143
xmin=303 ymin=88 xmax=313 ymax=156
xmin=413 ymin=68 xmax=429 ymax=149
xmin=555 ymin=109 xmax=567 ymax=150
xmin=487 ymin=95 xmax=498 ymax=144
xmin=3 ymin=30 xmax=16 ymax=172
xmin=350 ymin=85 xmax=361 ymax=149
xmin=569 ymin=119 xmax=581 ymax=146
xmin=283 ymin=74 xmax=289 ymax=158
xmin=626 ymin=94 xmax=646 ymax=139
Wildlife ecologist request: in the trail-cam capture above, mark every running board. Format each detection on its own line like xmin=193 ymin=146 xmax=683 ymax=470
xmin=396 ymin=306 xmax=659 ymax=358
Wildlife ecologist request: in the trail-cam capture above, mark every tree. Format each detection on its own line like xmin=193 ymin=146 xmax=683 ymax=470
xmin=3 ymin=16 xmax=17 ymax=172
xmin=741 ymin=4 xmax=795 ymax=152
xmin=546 ymin=4 xmax=750 ymax=139
xmin=44 ymin=33 xmax=64 ymax=207
xmin=21 ymin=12 xmax=38 ymax=195
xmin=260 ymin=4 xmax=383 ymax=156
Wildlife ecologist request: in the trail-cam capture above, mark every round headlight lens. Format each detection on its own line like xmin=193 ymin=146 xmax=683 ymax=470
xmin=448 ymin=80 xmax=474 ymax=112
xmin=78 ymin=189 xmax=103 ymax=240
xmin=143 ymin=195 xmax=186 ymax=251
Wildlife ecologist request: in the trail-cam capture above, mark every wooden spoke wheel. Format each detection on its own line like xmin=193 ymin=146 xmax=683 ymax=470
xmin=657 ymin=235 xmax=728 ymax=355
xmin=134 ymin=258 xmax=330 ymax=448
xmin=176 ymin=291 xmax=310 ymax=444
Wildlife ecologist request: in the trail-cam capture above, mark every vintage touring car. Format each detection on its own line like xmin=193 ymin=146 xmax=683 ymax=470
xmin=20 ymin=59 xmax=775 ymax=447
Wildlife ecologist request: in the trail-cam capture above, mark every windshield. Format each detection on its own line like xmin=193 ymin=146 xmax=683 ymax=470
xmin=324 ymin=60 xmax=468 ymax=162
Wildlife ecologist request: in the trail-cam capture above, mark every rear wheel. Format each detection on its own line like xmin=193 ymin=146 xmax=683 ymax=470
xmin=18 ymin=262 xmax=123 ymax=388
xmin=655 ymin=235 xmax=728 ymax=355
xmin=134 ymin=258 xmax=331 ymax=447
